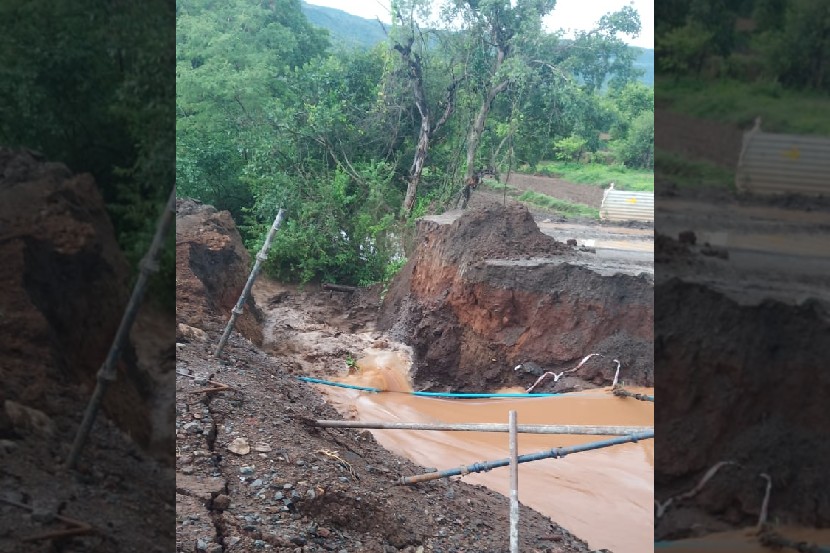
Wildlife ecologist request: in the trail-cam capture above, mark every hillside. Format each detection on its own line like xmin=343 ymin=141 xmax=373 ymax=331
xmin=300 ymin=1 xmax=654 ymax=86
xmin=301 ymin=1 xmax=387 ymax=49
xmin=633 ymin=47 xmax=654 ymax=86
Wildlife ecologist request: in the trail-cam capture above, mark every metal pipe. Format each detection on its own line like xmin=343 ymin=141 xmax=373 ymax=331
xmin=215 ymin=208 xmax=285 ymax=357
xmin=398 ymin=431 xmax=654 ymax=485
xmin=67 ymin=187 xmax=176 ymax=469
xmin=310 ymin=420 xmax=651 ymax=436
xmin=508 ymin=410 xmax=519 ymax=553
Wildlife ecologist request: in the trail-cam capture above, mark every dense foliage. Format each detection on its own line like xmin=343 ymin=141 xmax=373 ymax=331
xmin=0 ymin=0 xmax=175 ymax=309
xmin=657 ymin=0 xmax=830 ymax=91
xmin=177 ymin=0 xmax=654 ymax=285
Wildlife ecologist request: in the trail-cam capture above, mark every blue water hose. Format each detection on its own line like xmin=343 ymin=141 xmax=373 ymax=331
xmin=297 ymin=376 xmax=644 ymax=399
xmin=297 ymin=376 xmax=380 ymax=393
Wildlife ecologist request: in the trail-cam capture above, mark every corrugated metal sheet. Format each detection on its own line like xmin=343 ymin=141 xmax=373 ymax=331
xmin=599 ymin=190 xmax=654 ymax=222
xmin=736 ymin=131 xmax=830 ymax=196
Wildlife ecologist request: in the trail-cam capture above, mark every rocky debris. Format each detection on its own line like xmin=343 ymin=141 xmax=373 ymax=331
xmin=3 ymin=400 xmax=56 ymax=438
xmin=655 ymin=233 xmax=695 ymax=265
xmin=0 ymin=148 xmax=174 ymax=551
xmin=176 ymin=198 xmax=263 ymax=345
xmin=678 ymin=230 xmax=696 ymax=245
xmin=380 ymin=204 xmax=654 ymax=391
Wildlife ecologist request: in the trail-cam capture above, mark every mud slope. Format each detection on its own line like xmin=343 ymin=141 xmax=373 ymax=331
xmin=654 ymin=237 xmax=830 ymax=540
xmin=175 ymin=201 xmax=594 ymax=552
xmin=380 ymin=204 xmax=654 ymax=391
xmin=176 ymin=198 xmax=263 ymax=345
xmin=0 ymin=148 xmax=174 ymax=552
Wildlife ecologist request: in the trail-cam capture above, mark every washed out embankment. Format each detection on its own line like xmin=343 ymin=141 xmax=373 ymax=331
xmin=379 ymin=204 xmax=654 ymax=393
xmin=655 ymin=235 xmax=830 ymax=541
xmin=0 ymin=148 xmax=173 ymax=459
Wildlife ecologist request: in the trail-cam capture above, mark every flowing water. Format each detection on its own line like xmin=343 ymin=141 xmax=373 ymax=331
xmin=318 ymin=350 xmax=654 ymax=553
xmin=657 ymin=527 xmax=830 ymax=552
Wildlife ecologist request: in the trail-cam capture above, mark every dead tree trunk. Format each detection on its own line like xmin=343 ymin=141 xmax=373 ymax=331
xmin=398 ymin=42 xmax=431 ymax=218
xmin=395 ymin=36 xmax=462 ymax=219
xmin=463 ymin=46 xmax=509 ymax=185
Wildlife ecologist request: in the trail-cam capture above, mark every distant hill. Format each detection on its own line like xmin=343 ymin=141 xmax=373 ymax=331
xmin=301 ymin=2 xmax=388 ymax=49
xmin=633 ymin=47 xmax=654 ymax=87
xmin=301 ymin=2 xmax=654 ymax=87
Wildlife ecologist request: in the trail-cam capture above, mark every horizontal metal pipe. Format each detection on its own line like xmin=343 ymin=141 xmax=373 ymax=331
xmin=311 ymin=420 xmax=651 ymax=435
xmin=398 ymin=431 xmax=654 ymax=485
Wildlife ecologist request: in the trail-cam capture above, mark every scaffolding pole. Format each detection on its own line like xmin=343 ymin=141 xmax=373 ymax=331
xmin=309 ymin=419 xmax=651 ymax=436
xmin=66 ymin=187 xmax=176 ymax=469
xmin=215 ymin=208 xmax=285 ymax=357
xmin=398 ymin=431 xmax=654 ymax=485
xmin=509 ymin=410 xmax=519 ymax=553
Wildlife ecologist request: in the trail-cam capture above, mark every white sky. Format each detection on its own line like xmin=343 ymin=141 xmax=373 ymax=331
xmin=304 ymin=0 xmax=654 ymax=49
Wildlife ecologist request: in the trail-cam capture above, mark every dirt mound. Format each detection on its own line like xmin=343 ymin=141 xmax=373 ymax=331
xmin=655 ymin=278 xmax=830 ymax=539
xmin=175 ymin=198 xmax=262 ymax=344
xmin=0 ymin=148 xmax=174 ymax=551
xmin=0 ymin=147 xmax=172 ymax=453
xmin=380 ymin=204 xmax=654 ymax=391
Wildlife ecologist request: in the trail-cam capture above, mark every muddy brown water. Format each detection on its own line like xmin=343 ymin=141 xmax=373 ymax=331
xmin=318 ymin=350 xmax=654 ymax=553
xmin=658 ymin=527 xmax=830 ymax=552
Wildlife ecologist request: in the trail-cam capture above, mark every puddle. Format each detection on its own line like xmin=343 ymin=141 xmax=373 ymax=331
xmin=659 ymin=199 xmax=830 ymax=226
xmin=318 ymin=350 xmax=654 ymax=553
xmin=690 ymin=230 xmax=829 ymax=259
xmin=657 ymin=527 xmax=830 ymax=552
xmin=582 ymin=238 xmax=654 ymax=252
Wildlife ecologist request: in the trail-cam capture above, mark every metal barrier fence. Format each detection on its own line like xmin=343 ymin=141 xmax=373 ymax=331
xmin=736 ymin=131 xmax=830 ymax=196
xmin=599 ymin=188 xmax=654 ymax=222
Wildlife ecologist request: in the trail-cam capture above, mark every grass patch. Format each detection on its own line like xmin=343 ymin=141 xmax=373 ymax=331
xmin=519 ymin=161 xmax=654 ymax=192
xmin=516 ymin=190 xmax=599 ymax=219
xmin=655 ymin=151 xmax=736 ymax=190
xmin=481 ymin=178 xmax=513 ymax=191
xmin=657 ymin=77 xmax=830 ymax=136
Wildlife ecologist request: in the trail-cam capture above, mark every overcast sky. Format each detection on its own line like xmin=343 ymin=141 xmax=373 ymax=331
xmin=304 ymin=0 xmax=654 ymax=49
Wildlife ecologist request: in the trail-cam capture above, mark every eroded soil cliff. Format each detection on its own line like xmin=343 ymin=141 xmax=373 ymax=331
xmin=0 ymin=148 xmax=174 ymax=552
xmin=380 ymin=204 xmax=654 ymax=392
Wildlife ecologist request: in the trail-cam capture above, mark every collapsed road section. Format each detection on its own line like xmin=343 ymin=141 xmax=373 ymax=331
xmin=380 ymin=204 xmax=654 ymax=393
xmin=655 ymin=190 xmax=830 ymax=549
xmin=174 ymin=199 xmax=603 ymax=552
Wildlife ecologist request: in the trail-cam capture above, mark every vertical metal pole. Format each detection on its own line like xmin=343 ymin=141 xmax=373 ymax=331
xmin=509 ymin=410 xmax=519 ymax=553
xmin=67 ymin=187 xmax=176 ymax=469
xmin=214 ymin=208 xmax=285 ymax=357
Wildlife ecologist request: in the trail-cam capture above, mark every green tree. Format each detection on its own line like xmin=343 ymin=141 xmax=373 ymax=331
xmin=611 ymin=110 xmax=654 ymax=169
xmin=443 ymin=0 xmax=557 ymax=190
xmin=758 ymin=0 xmax=830 ymax=90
